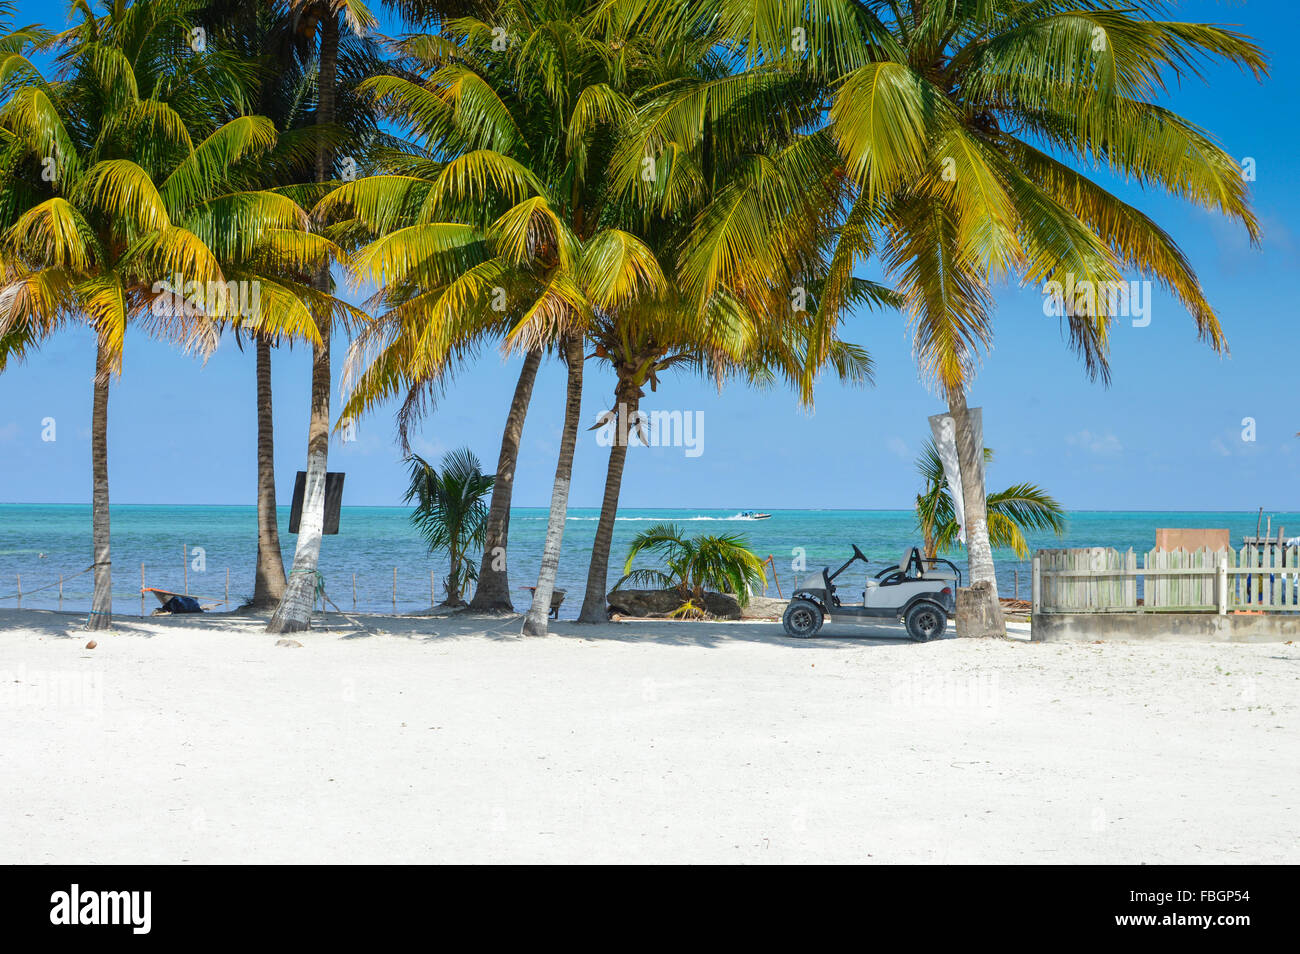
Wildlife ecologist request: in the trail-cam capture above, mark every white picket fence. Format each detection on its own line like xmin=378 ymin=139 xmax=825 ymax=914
xmin=1033 ymin=546 xmax=1300 ymax=614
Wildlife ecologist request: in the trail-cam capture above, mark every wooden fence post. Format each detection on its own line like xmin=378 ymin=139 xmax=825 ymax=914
xmin=1217 ymin=553 xmax=1228 ymax=616
xmin=1031 ymin=554 xmax=1042 ymax=616
xmin=59 ymin=575 xmax=64 ymax=612
xmin=225 ymin=567 xmax=230 ymax=609
xmin=762 ymin=555 xmax=783 ymax=599
xmin=352 ymin=572 xmax=357 ymax=611
xmin=431 ymin=569 xmax=436 ymax=607
xmin=140 ymin=564 xmax=145 ymax=616
xmin=392 ymin=567 xmax=397 ymax=612
xmin=183 ymin=542 xmax=188 ymax=595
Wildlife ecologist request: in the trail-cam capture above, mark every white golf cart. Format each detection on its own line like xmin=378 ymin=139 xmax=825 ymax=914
xmin=781 ymin=545 xmax=958 ymax=640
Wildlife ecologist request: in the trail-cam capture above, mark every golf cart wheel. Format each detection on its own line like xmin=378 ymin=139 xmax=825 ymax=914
xmin=905 ymin=603 xmax=946 ymax=642
xmin=783 ymin=599 xmax=824 ymax=638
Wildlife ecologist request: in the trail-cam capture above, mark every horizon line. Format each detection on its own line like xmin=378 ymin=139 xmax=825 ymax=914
xmin=0 ymin=502 xmax=1294 ymax=515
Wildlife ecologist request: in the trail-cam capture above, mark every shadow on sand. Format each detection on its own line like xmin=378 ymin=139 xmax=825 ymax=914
xmin=0 ymin=606 xmax=949 ymax=651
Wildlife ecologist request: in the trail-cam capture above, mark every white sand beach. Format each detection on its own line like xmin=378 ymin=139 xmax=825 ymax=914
xmin=1 ymin=608 xmax=1296 ymax=864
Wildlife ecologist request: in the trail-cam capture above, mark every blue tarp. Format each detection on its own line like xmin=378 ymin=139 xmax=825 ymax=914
xmin=161 ymin=595 xmax=203 ymax=613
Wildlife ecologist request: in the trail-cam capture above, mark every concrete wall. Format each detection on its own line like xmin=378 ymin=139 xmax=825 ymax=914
xmin=1032 ymin=612 xmax=1300 ymax=643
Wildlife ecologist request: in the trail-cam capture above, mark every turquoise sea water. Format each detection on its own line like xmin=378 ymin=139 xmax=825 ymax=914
xmin=1 ymin=505 xmax=1296 ymax=618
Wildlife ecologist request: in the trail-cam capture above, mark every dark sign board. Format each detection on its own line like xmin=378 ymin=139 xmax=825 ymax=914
xmin=288 ymin=471 xmax=345 ymax=534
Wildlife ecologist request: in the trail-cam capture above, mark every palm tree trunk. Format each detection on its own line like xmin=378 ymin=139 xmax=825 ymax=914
xmin=577 ymin=373 xmax=640 ymax=623
xmin=268 ymin=14 xmax=337 ymax=635
xmin=946 ymin=386 xmax=1004 ymax=635
xmin=446 ymin=544 xmax=461 ymax=605
xmin=268 ymin=321 xmax=331 ymax=633
xmin=921 ymin=511 xmax=936 ymax=562
xmin=469 ymin=348 xmax=541 ymax=611
xmin=86 ymin=341 xmax=112 ymax=631
xmin=252 ymin=336 xmax=287 ymax=607
xmin=523 ymin=335 xmax=584 ymax=636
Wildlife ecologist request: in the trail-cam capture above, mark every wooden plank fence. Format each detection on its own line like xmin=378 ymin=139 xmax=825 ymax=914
xmin=1033 ymin=545 xmax=1300 ymax=615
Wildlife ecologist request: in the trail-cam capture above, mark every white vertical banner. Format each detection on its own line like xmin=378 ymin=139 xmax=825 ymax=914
xmin=929 ymin=408 xmax=984 ymax=546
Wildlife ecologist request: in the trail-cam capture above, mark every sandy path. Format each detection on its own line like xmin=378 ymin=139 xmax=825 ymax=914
xmin=1 ymin=608 xmax=1296 ymax=864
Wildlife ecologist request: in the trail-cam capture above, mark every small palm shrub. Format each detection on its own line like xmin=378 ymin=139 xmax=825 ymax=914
xmin=618 ymin=523 xmax=767 ymax=617
xmin=405 ymin=448 xmax=495 ymax=606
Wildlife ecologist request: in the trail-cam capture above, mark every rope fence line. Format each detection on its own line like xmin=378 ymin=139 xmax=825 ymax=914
xmin=0 ymin=561 xmax=444 ymax=619
xmin=290 ymin=567 xmax=382 ymax=636
xmin=0 ymin=566 xmax=93 ymax=606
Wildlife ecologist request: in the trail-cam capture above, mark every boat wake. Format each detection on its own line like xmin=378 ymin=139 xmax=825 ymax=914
xmin=548 ymin=514 xmax=768 ymax=522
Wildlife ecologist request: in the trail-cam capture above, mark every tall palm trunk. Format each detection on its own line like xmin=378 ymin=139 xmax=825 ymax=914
xmin=920 ymin=498 xmax=937 ymax=562
xmin=947 ymin=386 xmax=1004 ymax=634
xmin=268 ymin=321 xmax=331 ymax=632
xmin=523 ymin=335 xmax=583 ymax=636
xmin=86 ymin=340 xmax=112 ymax=631
xmin=469 ymin=348 xmax=541 ymax=611
xmin=577 ymin=373 xmax=640 ymax=623
xmin=268 ymin=14 xmax=338 ymax=634
xmin=252 ymin=336 xmax=287 ymax=607
xmin=446 ymin=541 xmax=463 ymax=605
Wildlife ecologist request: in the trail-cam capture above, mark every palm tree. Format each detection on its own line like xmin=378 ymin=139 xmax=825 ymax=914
xmin=618 ymin=522 xmax=767 ymax=617
xmin=915 ymin=440 xmax=1064 ymax=561
xmin=572 ymin=298 xmax=882 ymax=624
xmin=268 ymin=0 xmax=379 ymax=634
xmin=471 ymin=348 xmax=541 ymax=611
xmin=521 ymin=334 xmax=583 ymax=635
xmin=404 ymin=448 xmax=495 ymax=606
xmin=685 ymin=0 xmax=1264 ymax=633
xmin=0 ymin=0 xmax=331 ymax=630
xmin=196 ymin=0 xmax=393 ymax=610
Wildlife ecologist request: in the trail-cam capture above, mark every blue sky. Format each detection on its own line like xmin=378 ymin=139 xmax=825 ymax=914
xmin=0 ymin=0 xmax=1295 ymax=511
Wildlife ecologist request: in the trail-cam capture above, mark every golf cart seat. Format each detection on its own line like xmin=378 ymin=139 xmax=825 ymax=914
xmin=921 ymin=563 xmax=957 ymax=580
xmin=901 ymin=549 xmax=917 ymax=578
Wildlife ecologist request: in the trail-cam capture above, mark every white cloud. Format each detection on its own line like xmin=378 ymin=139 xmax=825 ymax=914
xmin=1066 ymin=429 xmax=1123 ymax=456
xmin=408 ymin=436 xmax=450 ymax=461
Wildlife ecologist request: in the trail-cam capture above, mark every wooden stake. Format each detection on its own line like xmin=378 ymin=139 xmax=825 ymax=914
xmin=59 ymin=575 xmax=64 ymax=611
xmin=1217 ymin=554 xmax=1229 ymax=616
xmin=1031 ymin=555 xmax=1042 ymax=616
xmin=183 ymin=542 xmax=188 ymax=595
xmin=140 ymin=564 xmax=145 ymax=616
xmin=766 ymin=555 xmax=783 ymax=599
xmin=352 ymin=572 xmax=357 ymax=611
xmin=431 ymin=569 xmax=436 ymax=608
xmin=392 ymin=567 xmax=397 ymax=612
xmin=225 ymin=567 xmax=230 ymax=608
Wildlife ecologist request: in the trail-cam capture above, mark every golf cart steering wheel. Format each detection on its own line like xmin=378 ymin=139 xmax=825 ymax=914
xmin=851 ymin=544 xmax=868 ymax=564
